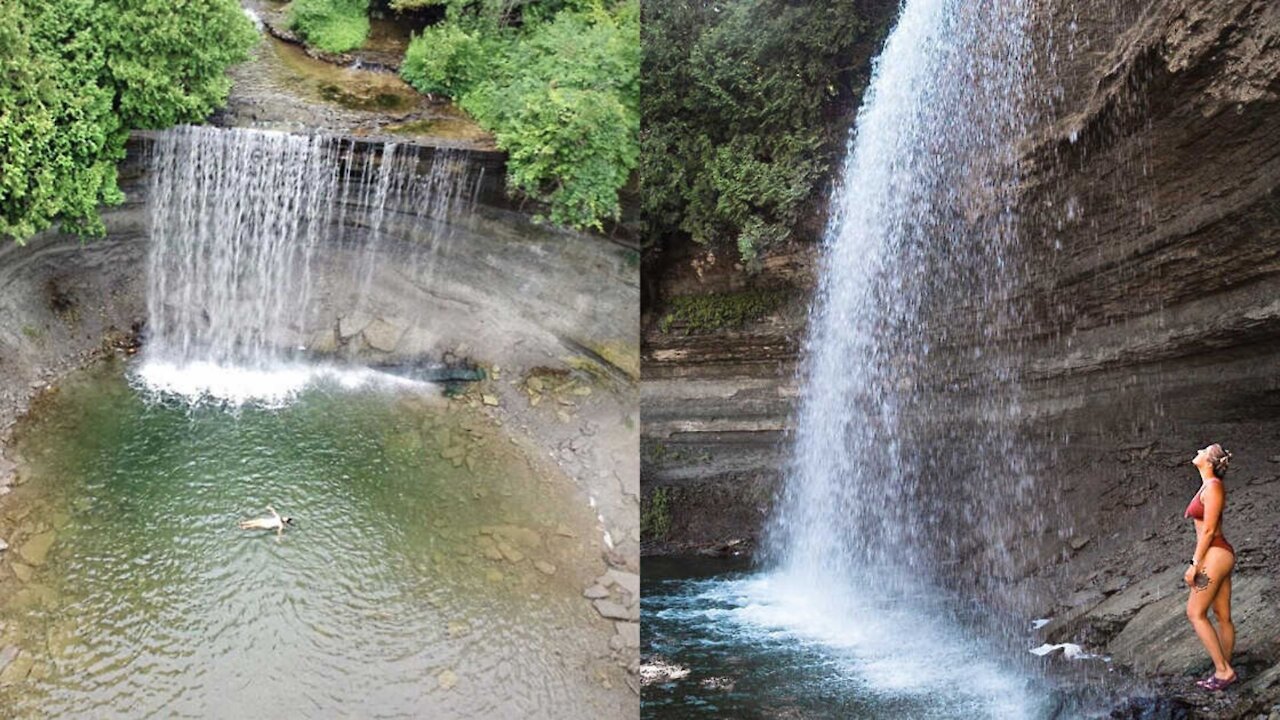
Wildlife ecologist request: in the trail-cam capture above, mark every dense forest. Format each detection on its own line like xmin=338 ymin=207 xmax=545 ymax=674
xmin=642 ymin=0 xmax=887 ymax=267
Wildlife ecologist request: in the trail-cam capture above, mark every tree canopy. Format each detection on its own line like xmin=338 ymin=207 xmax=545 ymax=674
xmin=400 ymin=0 xmax=639 ymax=231
xmin=642 ymin=0 xmax=876 ymax=264
xmin=0 ymin=0 xmax=257 ymax=243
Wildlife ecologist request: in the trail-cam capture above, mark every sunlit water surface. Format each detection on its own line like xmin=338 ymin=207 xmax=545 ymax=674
xmin=0 ymin=358 xmax=607 ymax=717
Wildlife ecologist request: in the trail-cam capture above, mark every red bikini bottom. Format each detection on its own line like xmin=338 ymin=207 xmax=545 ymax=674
xmin=1210 ymin=535 xmax=1235 ymax=555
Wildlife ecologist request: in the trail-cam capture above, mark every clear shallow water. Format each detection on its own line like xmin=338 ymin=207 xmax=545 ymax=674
xmin=642 ymin=558 xmax=1120 ymax=720
xmin=0 ymin=358 xmax=610 ymax=718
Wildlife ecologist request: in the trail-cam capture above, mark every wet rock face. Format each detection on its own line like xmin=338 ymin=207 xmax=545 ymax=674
xmin=1005 ymin=2 xmax=1280 ymax=709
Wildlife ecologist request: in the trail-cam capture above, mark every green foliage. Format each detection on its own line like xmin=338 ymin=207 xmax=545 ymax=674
xmin=656 ymin=290 xmax=788 ymax=334
xmin=400 ymin=0 xmax=638 ymax=231
xmin=289 ymin=0 xmax=370 ymax=53
xmin=643 ymin=0 xmax=871 ymax=263
xmin=399 ymin=22 xmax=487 ymax=96
xmin=641 ymin=486 xmax=672 ymax=541
xmin=0 ymin=0 xmax=257 ymax=243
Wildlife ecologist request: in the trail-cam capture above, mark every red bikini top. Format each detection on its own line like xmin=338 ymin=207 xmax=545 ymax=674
xmin=1184 ymin=478 xmax=1222 ymax=520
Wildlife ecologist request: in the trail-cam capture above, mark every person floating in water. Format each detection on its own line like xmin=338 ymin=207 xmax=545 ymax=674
xmin=1183 ymin=443 xmax=1236 ymax=692
xmin=238 ymin=505 xmax=296 ymax=541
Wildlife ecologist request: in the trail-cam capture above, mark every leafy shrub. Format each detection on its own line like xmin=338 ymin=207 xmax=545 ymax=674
xmin=290 ymin=0 xmax=370 ymax=53
xmin=399 ymin=22 xmax=487 ymax=96
xmin=0 ymin=0 xmax=257 ymax=242
xmin=400 ymin=0 xmax=638 ymax=231
xmin=656 ymin=290 xmax=788 ymax=334
xmin=641 ymin=487 xmax=672 ymax=541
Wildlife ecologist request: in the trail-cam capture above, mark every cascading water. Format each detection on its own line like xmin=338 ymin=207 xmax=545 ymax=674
xmin=767 ymin=0 xmax=1039 ymax=594
xmin=141 ymin=125 xmax=479 ymax=403
xmin=646 ymin=1 xmax=1062 ymax=717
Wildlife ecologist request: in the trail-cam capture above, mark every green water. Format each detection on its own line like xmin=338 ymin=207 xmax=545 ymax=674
xmin=0 ymin=359 xmax=612 ymax=717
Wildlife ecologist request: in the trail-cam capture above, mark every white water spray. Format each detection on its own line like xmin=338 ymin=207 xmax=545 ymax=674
xmin=757 ymin=0 xmax=1044 ymax=711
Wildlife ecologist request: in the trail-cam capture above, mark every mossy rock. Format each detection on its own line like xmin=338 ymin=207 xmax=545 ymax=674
xmin=657 ymin=289 xmax=788 ymax=334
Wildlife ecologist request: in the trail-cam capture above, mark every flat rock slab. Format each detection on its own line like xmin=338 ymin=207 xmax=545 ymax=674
xmin=605 ymin=569 xmax=640 ymax=599
xmin=615 ymin=621 xmax=640 ymax=649
xmin=593 ymin=599 xmax=638 ymax=622
xmin=1108 ymin=573 xmax=1271 ymax=675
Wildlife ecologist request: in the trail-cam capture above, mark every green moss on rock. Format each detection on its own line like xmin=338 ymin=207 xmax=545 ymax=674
xmin=641 ymin=487 xmax=672 ymax=541
xmin=657 ymin=289 xmax=787 ymax=334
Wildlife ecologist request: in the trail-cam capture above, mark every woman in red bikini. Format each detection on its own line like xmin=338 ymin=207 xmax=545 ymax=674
xmin=1183 ymin=443 xmax=1236 ymax=691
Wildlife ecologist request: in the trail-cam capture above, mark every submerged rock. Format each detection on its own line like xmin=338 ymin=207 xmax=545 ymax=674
xmin=19 ymin=530 xmax=56 ymax=566
xmin=0 ymin=651 xmax=33 ymax=683
xmin=11 ymin=563 xmax=33 ymax=583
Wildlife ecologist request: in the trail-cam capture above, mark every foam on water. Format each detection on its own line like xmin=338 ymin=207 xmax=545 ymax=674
xmin=650 ymin=571 xmax=1035 ymax=717
xmin=133 ymin=360 xmax=430 ymax=408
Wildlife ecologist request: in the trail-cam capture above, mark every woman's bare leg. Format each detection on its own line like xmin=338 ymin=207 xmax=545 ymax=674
xmin=1187 ymin=547 xmax=1235 ymax=679
xmin=1210 ymin=567 xmax=1235 ymax=662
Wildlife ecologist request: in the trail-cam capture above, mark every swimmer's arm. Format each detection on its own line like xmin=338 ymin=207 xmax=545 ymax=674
xmin=267 ymin=506 xmax=281 ymax=522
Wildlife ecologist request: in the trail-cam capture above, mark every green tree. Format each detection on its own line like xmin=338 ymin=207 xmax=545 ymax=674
xmin=0 ymin=0 xmax=257 ymax=243
xmin=401 ymin=0 xmax=638 ymax=231
xmin=642 ymin=0 xmax=875 ymax=264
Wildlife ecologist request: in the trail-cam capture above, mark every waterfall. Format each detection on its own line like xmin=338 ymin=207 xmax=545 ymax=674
xmin=756 ymin=0 xmax=1045 ymax=706
xmin=141 ymin=126 xmax=478 ymax=402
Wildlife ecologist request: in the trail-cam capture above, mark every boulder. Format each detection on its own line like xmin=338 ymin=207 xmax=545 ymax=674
xmin=363 ymin=318 xmax=406 ymax=352
xmin=338 ymin=312 xmax=372 ymax=339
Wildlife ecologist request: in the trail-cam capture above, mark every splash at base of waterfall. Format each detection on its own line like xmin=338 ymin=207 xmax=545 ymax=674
xmin=642 ymin=557 xmax=1042 ymax=719
xmin=134 ymin=359 xmax=431 ymax=408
